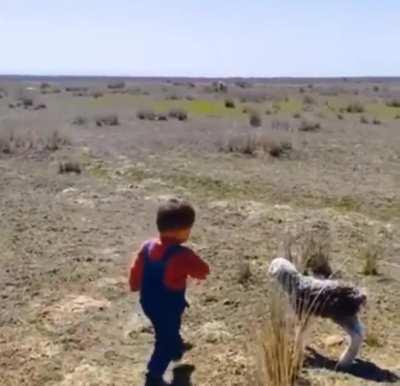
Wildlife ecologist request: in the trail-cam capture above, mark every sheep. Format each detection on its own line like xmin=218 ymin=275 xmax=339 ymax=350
xmin=268 ymin=257 xmax=367 ymax=368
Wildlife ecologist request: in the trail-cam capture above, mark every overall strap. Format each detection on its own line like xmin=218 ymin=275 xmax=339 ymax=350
xmin=142 ymin=240 xmax=155 ymax=262
xmin=162 ymin=244 xmax=183 ymax=264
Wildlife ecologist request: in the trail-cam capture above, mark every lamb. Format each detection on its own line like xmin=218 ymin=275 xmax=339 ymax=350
xmin=268 ymin=257 xmax=367 ymax=368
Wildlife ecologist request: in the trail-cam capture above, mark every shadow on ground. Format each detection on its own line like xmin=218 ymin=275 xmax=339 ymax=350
xmin=305 ymin=347 xmax=400 ymax=383
xmin=170 ymin=364 xmax=195 ymax=386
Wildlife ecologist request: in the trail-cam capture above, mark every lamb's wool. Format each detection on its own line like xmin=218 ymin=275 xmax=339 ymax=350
xmin=268 ymin=257 xmax=367 ymax=367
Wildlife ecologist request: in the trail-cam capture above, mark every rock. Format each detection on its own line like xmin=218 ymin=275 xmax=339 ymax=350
xmin=200 ymin=321 xmax=231 ymax=343
xmin=325 ymin=335 xmax=344 ymax=347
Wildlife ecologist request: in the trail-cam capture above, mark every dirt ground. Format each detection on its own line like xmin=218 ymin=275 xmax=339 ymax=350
xmin=1 ymin=77 xmax=400 ymax=385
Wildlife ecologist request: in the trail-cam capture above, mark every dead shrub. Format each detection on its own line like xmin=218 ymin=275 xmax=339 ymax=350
xmin=44 ymin=129 xmax=70 ymax=151
xmin=220 ymin=132 xmax=292 ymax=158
xmin=72 ymin=116 xmax=88 ymax=126
xmin=238 ymin=261 xmax=252 ymax=284
xmin=298 ymin=120 xmax=321 ymax=132
xmin=255 ymin=287 xmax=310 ymax=386
xmin=34 ymin=104 xmax=47 ymax=110
xmin=168 ymin=108 xmax=188 ymax=121
xmin=225 ymin=98 xmax=236 ymax=108
xmin=346 ymin=102 xmax=365 ymax=113
xmin=361 ymin=245 xmax=379 ymax=276
xmin=157 ymin=113 xmax=168 ymax=121
xmin=107 ymin=81 xmax=125 ymax=90
xmin=20 ymin=97 xmax=34 ymax=109
xmin=386 ymin=99 xmax=400 ymax=108
xmin=137 ymin=109 xmax=156 ymax=121
xmin=284 ymin=223 xmax=333 ymax=278
xmin=59 ymin=161 xmax=82 ymax=174
xmin=249 ymin=112 xmax=262 ymax=128
xmin=96 ymin=114 xmax=119 ymax=127
xmin=302 ymin=95 xmax=315 ymax=105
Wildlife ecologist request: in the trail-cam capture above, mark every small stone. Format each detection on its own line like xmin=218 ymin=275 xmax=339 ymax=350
xmin=325 ymin=335 xmax=344 ymax=347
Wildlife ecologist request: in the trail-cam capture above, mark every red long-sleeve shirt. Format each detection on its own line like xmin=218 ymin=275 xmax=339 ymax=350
xmin=129 ymin=237 xmax=210 ymax=292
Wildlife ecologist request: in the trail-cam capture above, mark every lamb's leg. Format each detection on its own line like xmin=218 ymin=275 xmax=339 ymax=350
xmin=336 ymin=315 xmax=364 ymax=368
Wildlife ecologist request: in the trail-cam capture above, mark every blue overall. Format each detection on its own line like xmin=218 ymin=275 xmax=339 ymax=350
xmin=140 ymin=241 xmax=187 ymax=378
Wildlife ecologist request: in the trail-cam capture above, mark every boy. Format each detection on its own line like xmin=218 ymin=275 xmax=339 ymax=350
xmin=129 ymin=198 xmax=210 ymax=386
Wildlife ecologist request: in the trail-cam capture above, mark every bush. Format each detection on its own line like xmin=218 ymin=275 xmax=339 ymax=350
xmin=59 ymin=161 xmax=82 ymax=174
xmin=34 ymin=104 xmax=47 ymax=110
xmin=302 ymin=95 xmax=315 ymax=105
xmin=346 ymin=102 xmax=364 ymax=113
xmin=298 ymin=120 xmax=321 ymax=132
xmin=395 ymin=114 xmax=400 ymax=120
xmin=20 ymin=97 xmax=33 ymax=109
xmin=220 ymin=132 xmax=292 ymax=158
xmin=92 ymin=91 xmax=103 ymax=98
xmin=372 ymin=118 xmax=381 ymax=125
xmin=72 ymin=116 xmax=88 ymax=126
xmin=360 ymin=116 xmax=369 ymax=124
xmin=386 ymin=99 xmax=400 ymax=108
xmin=157 ymin=113 xmax=168 ymax=121
xmin=265 ymin=109 xmax=272 ymax=115
xmin=249 ymin=112 xmax=262 ymax=127
xmin=255 ymin=287 xmax=309 ymax=386
xmin=362 ymin=245 xmax=379 ymax=276
xmin=225 ymin=98 xmax=235 ymax=108
xmin=293 ymin=113 xmax=301 ymax=119
xmin=137 ymin=109 xmax=156 ymax=121
xmin=373 ymin=85 xmax=380 ymax=92
xmin=65 ymin=87 xmax=88 ymax=93
xmin=96 ymin=114 xmax=119 ymax=126
xmin=168 ymin=108 xmax=188 ymax=121
xmin=107 ymin=81 xmax=125 ymax=90
xmin=337 ymin=114 xmax=344 ymax=120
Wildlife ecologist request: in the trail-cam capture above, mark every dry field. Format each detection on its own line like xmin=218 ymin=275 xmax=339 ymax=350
xmin=1 ymin=77 xmax=400 ymax=386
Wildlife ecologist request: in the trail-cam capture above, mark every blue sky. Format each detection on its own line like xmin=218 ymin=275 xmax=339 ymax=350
xmin=1 ymin=0 xmax=399 ymax=77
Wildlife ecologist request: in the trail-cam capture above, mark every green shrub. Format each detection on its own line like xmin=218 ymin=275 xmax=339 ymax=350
xmin=225 ymin=98 xmax=235 ymax=108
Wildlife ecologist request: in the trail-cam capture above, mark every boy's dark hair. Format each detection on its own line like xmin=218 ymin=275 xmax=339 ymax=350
xmin=157 ymin=198 xmax=195 ymax=232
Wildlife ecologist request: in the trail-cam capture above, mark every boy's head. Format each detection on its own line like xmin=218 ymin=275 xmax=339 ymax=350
xmin=157 ymin=198 xmax=195 ymax=242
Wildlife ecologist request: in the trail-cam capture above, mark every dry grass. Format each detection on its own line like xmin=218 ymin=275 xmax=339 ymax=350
xmin=298 ymin=120 xmax=321 ymax=132
xmin=58 ymin=160 xmax=82 ymax=174
xmin=0 ymin=126 xmax=70 ymax=154
xmin=95 ymin=114 xmax=119 ymax=126
xmin=255 ymin=287 xmax=311 ymax=386
xmin=250 ymin=112 xmax=262 ymax=127
xmin=219 ymin=132 xmax=292 ymax=158
xmin=168 ymin=108 xmax=188 ymax=121
xmin=283 ymin=224 xmax=332 ymax=278
xmin=361 ymin=244 xmax=379 ymax=276
xmin=137 ymin=109 xmax=156 ymax=121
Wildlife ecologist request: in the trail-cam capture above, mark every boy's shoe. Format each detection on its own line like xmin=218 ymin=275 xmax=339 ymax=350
xmin=172 ymin=341 xmax=194 ymax=361
xmin=145 ymin=372 xmax=169 ymax=386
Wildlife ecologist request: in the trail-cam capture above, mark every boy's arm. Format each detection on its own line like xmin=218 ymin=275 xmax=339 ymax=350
xmin=185 ymin=250 xmax=210 ymax=280
xmin=129 ymin=248 xmax=145 ymax=292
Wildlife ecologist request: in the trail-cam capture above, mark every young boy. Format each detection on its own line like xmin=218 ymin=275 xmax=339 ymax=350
xmin=129 ymin=198 xmax=210 ymax=386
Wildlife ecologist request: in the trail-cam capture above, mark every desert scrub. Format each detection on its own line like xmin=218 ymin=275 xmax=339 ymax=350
xmin=59 ymin=160 xmax=82 ymax=174
xmin=137 ymin=109 xmax=156 ymax=121
xmin=345 ymin=102 xmax=365 ymax=113
xmin=224 ymin=98 xmax=235 ymax=108
xmin=254 ymin=287 xmax=310 ymax=386
xmin=219 ymin=132 xmax=292 ymax=158
xmin=298 ymin=120 xmax=321 ymax=132
xmin=249 ymin=112 xmax=262 ymax=127
xmin=0 ymin=127 xmax=70 ymax=154
xmin=360 ymin=116 xmax=369 ymax=124
xmin=107 ymin=81 xmax=125 ymax=90
xmin=168 ymin=108 xmax=188 ymax=121
xmin=361 ymin=244 xmax=379 ymax=276
xmin=72 ymin=116 xmax=89 ymax=126
xmin=95 ymin=114 xmax=119 ymax=126
xmin=386 ymin=99 xmax=400 ymax=108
